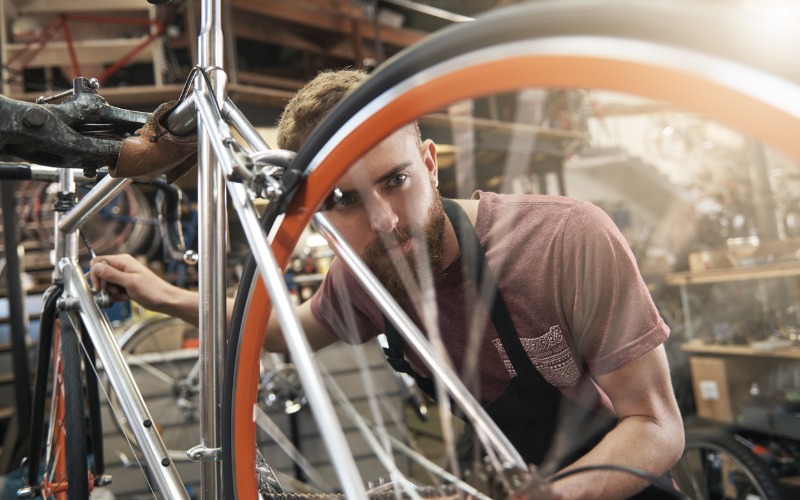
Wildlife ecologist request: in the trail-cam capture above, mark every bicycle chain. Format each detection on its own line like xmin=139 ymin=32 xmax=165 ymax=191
xmin=255 ymin=449 xmax=533 ymax=499
xmin=263 ymin=494 xmax=343 ymax=499
xmin=262 ymin=485 xmax=457 ymax=499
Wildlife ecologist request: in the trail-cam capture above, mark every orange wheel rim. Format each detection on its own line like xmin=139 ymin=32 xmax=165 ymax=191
xmin=42 ymin=319 xmax=93 ymax=499
xmin=231 ymin=53 xmax=800 ymax=496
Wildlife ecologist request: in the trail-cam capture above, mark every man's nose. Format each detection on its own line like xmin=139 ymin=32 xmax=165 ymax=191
xmin=367 ymin=196 xmax=399 ymax=233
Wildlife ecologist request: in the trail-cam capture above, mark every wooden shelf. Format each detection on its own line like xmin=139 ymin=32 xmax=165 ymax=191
xmin=14 ymin=0 xmax=150 ymax=15
xmin=782 ymin=476 xmax=800 ymax=488
xmin=664 ymin=260 xmax=800 ymax=285
xmin=5 ymin=38 xmax=156 ymax=69
xmin=233 ymin=0 xmax=427 ymax=49
xmin=1 ymin=0 xmax=165 ymax=95
xmin=681 ymin=342 xmax=800 ymax=360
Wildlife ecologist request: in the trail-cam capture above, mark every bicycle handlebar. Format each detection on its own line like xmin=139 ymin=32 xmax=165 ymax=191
xmin=0 ymin=162 xmax=107 ymax=182
xmin=0 ymin=77 xmax=148 ymax=174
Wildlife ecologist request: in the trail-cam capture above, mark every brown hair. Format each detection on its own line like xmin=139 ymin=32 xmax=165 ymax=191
xmin=276 ymin=68 xmax=421 ymax=152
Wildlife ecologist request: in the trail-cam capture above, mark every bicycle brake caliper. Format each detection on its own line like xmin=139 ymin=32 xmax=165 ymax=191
xmin=246 ymin=149 xmax=297 ymax=203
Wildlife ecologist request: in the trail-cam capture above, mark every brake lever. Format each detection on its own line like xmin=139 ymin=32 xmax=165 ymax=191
xmin=0 ymin=77 xmax=149 ymax=176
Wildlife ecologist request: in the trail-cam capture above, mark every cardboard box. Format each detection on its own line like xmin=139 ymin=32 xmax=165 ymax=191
xmin=690 ymin=356 xmax=734 ymax=422
xmin=689 ymin=355 xmax=773 ymax=423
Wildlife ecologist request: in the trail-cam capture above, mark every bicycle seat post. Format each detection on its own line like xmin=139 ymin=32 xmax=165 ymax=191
xmin=193 ymin=0 xmax=226 ymax=498
xmin=54 ymin=169 xmax=79 ymax=277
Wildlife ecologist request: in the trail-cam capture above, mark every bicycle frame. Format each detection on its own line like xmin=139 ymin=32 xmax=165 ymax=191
xmin=188 ymin=1 xmax=526 ymax=497
xmin=53 ymin=171 xmax=189 ymax=499
xmin=6 ymin=0 xmax=800 ymax=497
xmin=10 ymin=2 xmax=559 ymax=497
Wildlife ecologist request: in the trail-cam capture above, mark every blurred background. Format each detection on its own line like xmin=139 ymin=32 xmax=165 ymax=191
xmin=2 ymin=0 xmax=800 ymax=498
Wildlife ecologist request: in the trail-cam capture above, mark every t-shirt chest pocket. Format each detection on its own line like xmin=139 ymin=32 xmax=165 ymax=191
xmin=491 ymin=325 xmax=580 ymax=387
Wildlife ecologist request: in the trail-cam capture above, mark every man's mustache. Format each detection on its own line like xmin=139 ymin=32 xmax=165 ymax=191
xmin=363 ymin=226 xmax=421 ymax=259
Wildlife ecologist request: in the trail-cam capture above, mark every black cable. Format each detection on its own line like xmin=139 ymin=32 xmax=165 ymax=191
xmin=547 ymin=464 xmax=688 ymax=500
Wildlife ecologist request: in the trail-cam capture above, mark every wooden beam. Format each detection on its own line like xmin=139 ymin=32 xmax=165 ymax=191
xmin=5 ymin=83 xmax=294 ymax=111
xmin=232 ymin=0 xmax=427 ymax=48
xmin=17 ymin=0 xmax=150 ymax=14
xmin=236 ymin=72 xmax=305 ymax=91
xmin=233 ymin=16 xmax=383 ymax=63
xmin=227 ymin=83 xmax=296 ymax=109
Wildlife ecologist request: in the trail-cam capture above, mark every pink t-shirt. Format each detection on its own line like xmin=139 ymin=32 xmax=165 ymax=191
xmin=311 ymin=191 xmax=669 ymax=409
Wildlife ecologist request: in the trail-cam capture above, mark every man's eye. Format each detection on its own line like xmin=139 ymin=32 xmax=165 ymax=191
xmin=336 ymin=193 xmax=357 ymax=208
xmin=320 ymin=190 xmax=357 ymax=211
xmin=388 ymin=174 xmax=407 ymax=187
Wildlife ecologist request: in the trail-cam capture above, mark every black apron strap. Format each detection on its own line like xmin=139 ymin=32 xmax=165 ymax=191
xmin=382 ymin=199 xmax=542 ymax=392
xmin=382 ymin=323 xmax=437 ymax=396
xmin=441 ymin=198 xmax=538 ymax=377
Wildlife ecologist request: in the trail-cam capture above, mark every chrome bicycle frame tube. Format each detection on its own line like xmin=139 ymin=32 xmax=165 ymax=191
xmin=57 ymin=175 xmax=131 ymax=234
xmin=60 ymin=261 xmax=190 ymax=499
xmin=223 ymin=98 xmax=271 ymax=151
xmin=53 ymin=169 xmax=78 ymax=283
xmin=312 ymin=213 xmax=527 ymax=470
xmin=227 ymin=183 xmax=368 ymax=500
xmin=193 ymin=83 xmax=369 ymax=498
xmin=196 ymin=0 xmax=226 ymax=497
xmin=53 ymin=168 xmax=189 ymax=498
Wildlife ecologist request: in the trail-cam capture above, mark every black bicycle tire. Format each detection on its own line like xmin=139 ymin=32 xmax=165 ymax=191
xmin=292 ymin=0 xmax=800 ymax=175
xmin=79 ymin=318 xmax=106 ymax=480
xmin=679 ymin=427 xmax=785 ymax=500
xmin=59 ymin=313 xmax=90 ymax=499
xmin=223 ymin=1 xmax=800 ymax=497
xmin=26 ymin=285 xmax=62 ymax=490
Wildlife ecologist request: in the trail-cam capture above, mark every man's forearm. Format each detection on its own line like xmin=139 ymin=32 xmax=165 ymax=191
xmin=156 ymin=287 xmax=202 ymax=327
xmin=154 ymin=288 xmax=237 ymax=333
xmin=549 ymin=415 xmax=683 ymax=499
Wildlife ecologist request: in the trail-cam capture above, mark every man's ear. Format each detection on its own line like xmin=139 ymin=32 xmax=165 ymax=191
xmin=421 ymin=139 xmax=438 ymax=185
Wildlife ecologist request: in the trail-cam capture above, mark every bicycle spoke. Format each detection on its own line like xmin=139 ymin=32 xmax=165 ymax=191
xmin=254 ymin=406 xmax=332 ymax=490
xmin=77 ymin=331 xmax=159 ymax=498
xmin=213 ymin=1 xmax=800 ymax=497
xmin=675 ymin=429 xmax=785 ymax=500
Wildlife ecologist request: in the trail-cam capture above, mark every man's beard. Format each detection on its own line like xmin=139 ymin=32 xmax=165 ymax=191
xmin=361 ymin=194 xmax=447 ymax=303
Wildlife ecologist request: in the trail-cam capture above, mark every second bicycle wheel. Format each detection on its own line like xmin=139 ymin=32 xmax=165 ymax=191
xmin=107 ymin=316 xmax=201 ymax=463
xmin=673 ymin=427 xmax=785 ymax=500
xmin=224 ymin=1 xmax=800 ymax=498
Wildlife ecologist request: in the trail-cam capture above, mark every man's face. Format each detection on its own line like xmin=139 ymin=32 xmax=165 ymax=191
xmin=323 ymin=128 xmax=447 ymax=300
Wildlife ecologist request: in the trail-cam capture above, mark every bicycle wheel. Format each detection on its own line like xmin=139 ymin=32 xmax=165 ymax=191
xmin=224 ymin=1 xmax=800 ymax=498
xmin=16 ymin=181 xmax=155 ymax=257
xmin=23 ymin=288 xmax=92 ymax=499
xmin=673 ymin=427 xmax=785 ymax=500
xmin=57 ymin=315 xmax=91 ymax=499
xmin=106 ymin=316 xmax=201 ymax=463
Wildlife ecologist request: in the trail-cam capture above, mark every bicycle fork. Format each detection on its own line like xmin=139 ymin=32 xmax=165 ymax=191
xmin=31 ymin=169 xmax=189 ymax=498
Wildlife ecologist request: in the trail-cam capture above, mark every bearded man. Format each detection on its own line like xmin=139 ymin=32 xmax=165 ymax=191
xmin=91 ymin=69 xmax=683 ymax=499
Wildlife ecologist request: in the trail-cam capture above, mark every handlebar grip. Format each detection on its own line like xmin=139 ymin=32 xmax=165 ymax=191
xmin=0 ymin=164 xmax=33 ymax=180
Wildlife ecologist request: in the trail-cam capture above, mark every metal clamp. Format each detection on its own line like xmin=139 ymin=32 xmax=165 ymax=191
xmin=56 ymin=296 xmax=80 ymax=311
xmin=187 ymin=444 xmax=222 ymax=462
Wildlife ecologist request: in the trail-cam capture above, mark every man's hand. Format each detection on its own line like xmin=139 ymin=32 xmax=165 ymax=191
xmin=91 ymin=254 xmax=163 ymax=309
xmin=90 ymin=254 xmax=199 ymax=325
